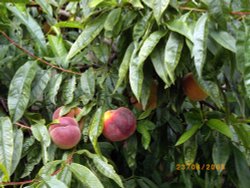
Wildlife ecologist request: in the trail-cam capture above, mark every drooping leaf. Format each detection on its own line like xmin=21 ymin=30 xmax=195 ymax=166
xmin=164 ymin=32 xmax=184 ymax=83
xmin=206 ymin=119 xmax=233 ymax=139
xmin=114 ymin=43 xmax=134 ymax=92
xmin=192 ymin=13 xmax=208 ymax=77
xmin=62 ymin=75 xmax=76 ymax=105
xmin=68 ymin=163 xmax=104 ymax=188
xmin=153 ymin=0 xmax=170 ymax=23
xmin=8 ymin=61 xmax=37 ymax=122
xmin=130 ymin=31 xmax=166 ymax=100
xmin=89 ymin=107 xmax=103 ymax=155
xmin=0 ymin=117 xmax=13 ymax=175
xmin=47 ymin=73 xmax=63 ymax=105
xmin=232 ymin=123 xmax=250 ymax=149
xmin=175 ymin=124 xmax=200 ymax=146
xmin=10 ymin=129 xmax=23 ymax=175
xmin=151 ymin=45 xmax=171 ymax=88
xmin=66 ymin=13 xmax=107 ymax=60
xmin=80 ymin=68 xmax=96 ymax=105
xmin=7 ymin=5 xmax=47 ymax=51
xmin=57 ymin=166 xmax=72 ymax=187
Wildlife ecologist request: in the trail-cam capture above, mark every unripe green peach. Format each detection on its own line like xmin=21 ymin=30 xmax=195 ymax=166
xmin=49 ymin=117 xmax=81 ymax=149
xmin=103 ymin=107 xmax=136 ymax=142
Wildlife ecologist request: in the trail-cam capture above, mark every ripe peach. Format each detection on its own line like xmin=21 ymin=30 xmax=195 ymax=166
xmin=53 ymin=107 xmax=84 ymax=131
xmin=49 ymin=117 xmax=81 ymax=149
xmin=182 ymin=73 xmax=208 ymax=101
xmin=103 ymin=107 xmax=137 ymax=142
xmin=130 ymin=80 xmax=158 ymax=111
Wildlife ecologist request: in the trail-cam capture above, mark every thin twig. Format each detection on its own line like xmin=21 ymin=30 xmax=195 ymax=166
xmin=0 ymin=31 xmax=81 ymax=75
xmin=179 ymin=6 xmax=206 ymax=12
xmin=0 ymin=179 xmax=37 ymax=186
xmin=231 ymin=11 xmax=250 ymax=16
xmin=15 ymin=122 xmax=32 ymax=130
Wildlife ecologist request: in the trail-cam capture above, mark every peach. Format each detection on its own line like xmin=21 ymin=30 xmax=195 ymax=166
xmin=182 ymin=73 xmax=208 ymax=101
xmin=53 ymin=107 xmax=84 ymax=131
xmin=103 ymin=107 xmax=137 ymax=142
xmin=130 ymin=80 xmax=158 ymax=111
xmin=49 ymin=117 xmax=81 ymax=149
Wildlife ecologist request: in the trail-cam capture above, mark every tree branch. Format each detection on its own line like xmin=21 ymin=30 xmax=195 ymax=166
xmin=0 ymin=31 xmax=81 ymax=75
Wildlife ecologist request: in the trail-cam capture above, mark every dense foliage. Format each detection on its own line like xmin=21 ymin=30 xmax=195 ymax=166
xmin=0 ymin=0 xmax=250 ymax=187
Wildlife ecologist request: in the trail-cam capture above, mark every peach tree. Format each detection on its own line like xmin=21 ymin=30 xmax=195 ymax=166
xmin=0 ymin=0 xmax=250 ymax=187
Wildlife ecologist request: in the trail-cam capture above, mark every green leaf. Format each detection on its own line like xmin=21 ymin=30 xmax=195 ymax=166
xmin=232 ymin=123 xmax=250 ymax=149
xmin=80 ymin=68 xmax=96 ymax=105
xmin=192 ymin=13 xmax=208 ymax=77
xmin=62 ymin=76 xmax=76 ymax=105
xmin=47 ymin=73 xmax=63 ymax=105
xmin=31 ymin=122 xmax=51 ymax=164
xmin=151 ymin=45 xmax=171 ymax=88
xmin=48 ymin=35 xmax=68 ymax=68
xmin=206 ymin=119 xmax=233 ymax=139
xmin=167 ymin=13 xmax=193 ymax=42
xmin=88 ymin=0 xmax=105 ymax=8
xmin=43 ymin=176 xmax=68 ymax=188
xmin=0 ymin=117 xmax=13 ymax=175
xmin=8 ymin=61 xmax=37 ymax=122
xmin=175 ymin=124 xmax=200 ymax=146
xmin=66 ymin=13 xmax=107 ymax=60
xmin=7 ymin=5 xmax=47 ymax=51
xmin=164 ymin=32 xmax=184 ymax=83
xmin=79 ymin=150 xmax=124 ymax=188
xmin=104 ymin=8 xmax=121 ymax=32
xmin=10 ymin=129 xmax=23 ymax=175
xmin=55 ymin=21 xmax=84 ymax=29
xmin=68 ymin=163 xmax=104 ymax=188
xmin=210 ymin=31 xmax=236 ymax=52
xmin=89 ymin=107 xmax=103 ymax=155
xmin=114 ymin=43 xmax=134 ymax=92
xmin=137 ymin=120 xmax=155 ymax=150
xmin=123 ymin=135 xmax=137 ymax=170
xmin=35 ymin=0 xmax=53 ymax=17
xmin=127 ymin=0 xmax=144 ymax=8
xmin=212 ymin=134 xmax=230 ymax=175
xmin=183 ymin=137 xmax=197 ymax=165
xmin=57 ymin=166 xmax=72 ymax=186
xmin=30 ymin=69 xmax=51 ymax=105
xmin=133 ymin=12 xmax=152 ymax=42
xmin=0 ymin=163 xmax=9 ymax=182
xmin=130 ymin=31 xmax=166 ymax=100
xmin=153 ymin=0 xmax=170 ymax=23
xmin=233 ymin=146 xmax=250 ymax=188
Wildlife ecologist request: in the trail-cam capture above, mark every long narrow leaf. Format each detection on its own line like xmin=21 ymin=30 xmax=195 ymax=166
xmin=8 ymin=61 xmax=37 ymax=122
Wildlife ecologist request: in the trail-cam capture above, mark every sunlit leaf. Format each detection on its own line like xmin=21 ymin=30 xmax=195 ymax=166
xmin=175 ymin=124 xmax=200 ymax=146
xmin=62 ymin=76 xmax=76 ymax=105
xmin=80 ymin=68 xmax=95 ymax=105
